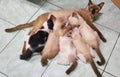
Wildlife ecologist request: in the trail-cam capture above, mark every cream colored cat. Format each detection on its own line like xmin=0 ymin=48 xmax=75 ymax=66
xmin=58 ymin=31 xmax=77 ymax=74
xmin=71 ymin=27 xmax=102 ymax=77
xmin=68 ymin=12 xmax=105 ymax=66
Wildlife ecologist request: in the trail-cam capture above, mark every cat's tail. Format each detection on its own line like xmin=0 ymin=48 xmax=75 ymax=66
xmin=66 ymin=58 xmax=77 ymax=74
xmin=5 ymin=21 xmax=35 ymax=32
xmin=5 ymin=12 xmax=49 ymax=33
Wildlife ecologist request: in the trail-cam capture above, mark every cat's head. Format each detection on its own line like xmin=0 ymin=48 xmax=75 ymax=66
xmin=49 ymin=14 xmax=70 ymax=36
xmin=88 ymin=0 xmax=104 ymax=17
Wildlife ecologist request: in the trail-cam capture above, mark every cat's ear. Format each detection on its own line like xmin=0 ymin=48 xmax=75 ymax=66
xmin=49 ymin=15 xmax=56 ymax=22
xmin=72 ymin=12 xmax=79 ymax=19
xmin=98 ymin=2 xmax=104 ymax=10
xmin=88 ymin=0 xmax=93 ymax=6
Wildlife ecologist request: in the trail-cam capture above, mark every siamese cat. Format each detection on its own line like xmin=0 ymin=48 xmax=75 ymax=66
xmin=41 ymin=30 xmax=59 ymax=66
xmin=5 ymin=0 xmax=106 ymax=42
xmin=40 ymin=15 xmax=72 ymax=66
xmin=71 ymin=27 xmax=102 ymax=77
xmin=68 ymin=12 xmax=105 ymax=66
xmin=20 ymin=15 xmax=54 ymax=60
xmin=58 ymin=31 xmax=77 ymax=74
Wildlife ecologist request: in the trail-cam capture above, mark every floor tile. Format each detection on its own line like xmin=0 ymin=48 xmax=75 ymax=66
xmin=27 ymin=0 xmax=47 ymax=5
xmin=29 ymin=2 xmax=61 ymax=22
xmin=0 ymin=0 xmax=40 ymax=25
xmin=27 ymin=2 xmax=61 ymax=31
xmin=0 ymin=31 xmax=47 ymax=77
xmin=103 ymin=72 xmax=116 ymax=77
xmin=94 ymin=0 xmax=120 ymax=32
xmin=0 ymin=19 xmax=17 ymax=52
xmin=93 ymin=23 xmax=119 ymax=69
xmin=47 ymin=0 xmax=88 ymax=9
xmin=104 ymin=36 xmax=120 ymax=77
xmin=0 ymin=72 xmax=7 ymax=77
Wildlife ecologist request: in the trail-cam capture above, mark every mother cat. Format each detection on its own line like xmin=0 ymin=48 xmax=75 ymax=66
xmin=5 ymin=0 xmax=106 ymax=42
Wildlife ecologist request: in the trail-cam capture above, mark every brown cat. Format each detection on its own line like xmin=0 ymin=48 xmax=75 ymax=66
xmin=71 ymin=27 xmax=102 ymax=77
xmin=68 ymin=12 xmax=105 ymax=66
xmin=40 ymin=15 xmax=69 ymax=66
xmin=41 ymin=30 xmax=59 ymax=66
xmin=5 ymin=0 xmax=106 ymax=42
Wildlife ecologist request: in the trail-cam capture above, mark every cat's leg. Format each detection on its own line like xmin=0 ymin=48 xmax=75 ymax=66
xmin=20 ymin=49 xmax=33 ymax=60
xmin=95 ymin=46 xmax=105 ymax=66
xmin=86 ymin=19 xmax=106 ymax=42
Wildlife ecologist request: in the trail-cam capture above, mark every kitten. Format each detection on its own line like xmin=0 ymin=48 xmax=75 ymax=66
xmin=5 ymin=0 xmax=106 ymax=42
xmin=40 ymin=14 xmax=73 ymax=66
xmin=20 ymin=15 xmax=54 ymax=60
xmin=71 ymin=27 xmax=102 ymax=77
xmin=41 ymin=30 xmax=59 ymax=66
xmin=68 ymin=12 xmax=105 ymax=66
xmin=58 ymin=31 xmax=77 ymax=74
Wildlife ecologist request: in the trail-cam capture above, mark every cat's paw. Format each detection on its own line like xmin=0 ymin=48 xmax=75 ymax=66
xmin=41 ymin=58 xmax=48 ymax=66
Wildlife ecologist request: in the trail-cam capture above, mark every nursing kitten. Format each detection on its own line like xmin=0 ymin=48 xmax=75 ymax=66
xmin=41 ymin=15 xmax=70 ymax=66
xmin=41 ymin=30 xmax=59 ymax=66
xmin=5 ymin=0 xmax=106 ymax=43
xmin=72 ymin=27 xmax=102 ymax=77
xmin=68 ymin=12 xmax=105 ymax=66
xmin=20 ymin=15 xmax=54 ymax=60
xmin=58 ymin=31 xmax=77 ymax=74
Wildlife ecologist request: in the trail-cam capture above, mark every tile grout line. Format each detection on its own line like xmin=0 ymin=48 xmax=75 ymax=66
xmin=40 ymin=55 xmax=58 ymax=77
xmin=102 ymin=33 xmax=120 ymax=75
xmin=0 ymin=71 xmax=9 ymax=77
xmin=40 ymin=59 xmax=54 ymax=77
xmin=98 ymin=68 xmax=117 ymax=77
xmin=0 ymin=31 xmax=21 ymax=54
xmin=26 ymin=0 xmax=47 ymax=22
xmin=46 ymin=0 xmax=63 ymax=9
xmin=95 ymin=22 xmax=120 ymax=33
xmin=0 ymin=17 xmax=15 ymax=26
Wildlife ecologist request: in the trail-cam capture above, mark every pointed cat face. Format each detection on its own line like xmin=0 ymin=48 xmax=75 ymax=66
xmin=88 ymin=0 xmax=104 ymax=17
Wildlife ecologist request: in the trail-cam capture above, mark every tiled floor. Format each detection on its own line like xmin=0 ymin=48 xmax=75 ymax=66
xmin=0 ymin=0 xmax=120 ymax=77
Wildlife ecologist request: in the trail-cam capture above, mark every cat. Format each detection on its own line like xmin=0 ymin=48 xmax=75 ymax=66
xmin=58 ymin=31 xmax=77 ymax=74
xmin=40 ymin=14 xmax=71 ymax=66
xmin=41 ymin=30 xmax=59 ymax=66
xmin=68 ymin=12 xmax=105 ymax=66
xmin=5 ymin=0 xmax=106 ymax=42
xmin=71 ymin=27 xmax=102 ymax=77
xmin=20 ymin=15 xmax=54 ymax=60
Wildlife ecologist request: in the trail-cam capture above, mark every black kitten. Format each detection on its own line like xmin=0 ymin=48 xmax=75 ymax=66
xmin=20 ymin=16 xmax=54 ymax=60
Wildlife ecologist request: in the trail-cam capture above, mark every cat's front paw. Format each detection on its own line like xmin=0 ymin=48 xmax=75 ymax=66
xmin=41 ymin=58 xmax=48 ymax=66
